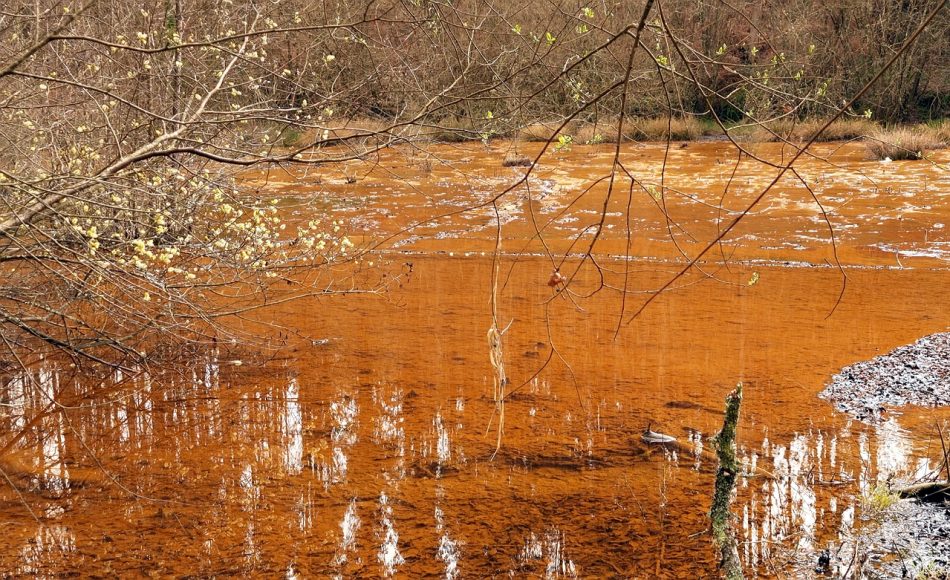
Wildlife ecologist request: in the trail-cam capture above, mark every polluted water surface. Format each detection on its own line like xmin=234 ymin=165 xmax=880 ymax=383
xmin=1 ymin=141 xmax=949 ymax=577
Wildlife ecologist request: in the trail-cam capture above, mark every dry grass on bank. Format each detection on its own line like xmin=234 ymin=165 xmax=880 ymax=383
xmin=273 ymin=116 xmax=950 ymax=154
xmin=572 ymin=122 xmax=619 ymax=144
xmin=578 ymin=116 xmax=705 ymax=142
xmin=931 ymin=118 xmax=950 ymax=143
xmin=627 ymin=116 xmax=705 ymax=141
xmin=519 ymin=116 xmax=706 ymax=144
xmin=737 ymin=117 xmax=878 ymax=143
xmin=810 ymin=118 xmax=879 ymax=141
xmin=865 ymin=125 xmax=947 ymax=160
xmin=518 ymin=121 xmax=568 ymax=142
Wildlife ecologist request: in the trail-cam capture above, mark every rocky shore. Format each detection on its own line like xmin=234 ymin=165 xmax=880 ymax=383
xmin=820 ymin=332 xmax=950 ymax=422
xmin=815 ymin=332 xmax=950 ymax=578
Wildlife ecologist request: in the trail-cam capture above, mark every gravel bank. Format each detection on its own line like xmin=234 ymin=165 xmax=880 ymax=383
xmin=819 ymin=332 xmax=950 ymax=422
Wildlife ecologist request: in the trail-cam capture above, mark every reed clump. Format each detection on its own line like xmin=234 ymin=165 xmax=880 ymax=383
xmin=502 ymin=151 xmax=532 ymax=167
xmin=865 ymin=125 xmax=946 ymax=160
xmin=860 ymin=482 xmax=900 ymax=519
xmin=627 ymin=116 xmax=704 ymax=141
xmin=933 ymin=119 xmax=950 ymax=143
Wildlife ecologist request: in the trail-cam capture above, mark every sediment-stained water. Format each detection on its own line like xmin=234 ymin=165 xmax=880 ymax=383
xmin=1 ymin=142 xmax=948 ymax=577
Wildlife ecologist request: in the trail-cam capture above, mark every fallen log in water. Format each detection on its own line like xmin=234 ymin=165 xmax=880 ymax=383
xmin=710 ymin=384 xmax=743 ymax=580
xmin=896 ymin=421 xmax=950 ymax=502
xmin=895 ymin=481 xmax=950 ymax=502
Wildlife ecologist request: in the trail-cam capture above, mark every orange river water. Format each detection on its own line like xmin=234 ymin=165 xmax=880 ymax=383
xmin=1 ymin=140 xmax=949 ymax=577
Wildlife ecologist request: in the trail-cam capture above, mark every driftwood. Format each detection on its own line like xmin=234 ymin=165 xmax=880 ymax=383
xmin=710 ymin=384 xmax=743 ymax=580
xmin=895 ymin=481 xmax=950 ymax=502
xmin=895 ymin=421 xmax=950 ymax=502
xmin=641 ymin=424 xmax=677 ymax=444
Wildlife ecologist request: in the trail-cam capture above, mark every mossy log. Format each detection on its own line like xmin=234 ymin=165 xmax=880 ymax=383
xmin=710 ymin=384 xmax=743 ymax=580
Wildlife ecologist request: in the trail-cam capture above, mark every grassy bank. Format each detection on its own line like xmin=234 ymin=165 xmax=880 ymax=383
xmin=276 ymin=115 xmax=950 ymax=160
xmin=865 ymin=122 xmax=950 ymax=160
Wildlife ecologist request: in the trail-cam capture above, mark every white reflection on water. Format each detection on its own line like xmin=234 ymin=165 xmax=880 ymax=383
xmin=434 ymin=503 xmax=461 ymax=579
xmin=874 ymin=416 xmax=912 ymax=480
xmin=17 ymin=525 xmax=76 ymax=577
xmin=293 ymin=486 xmax=316 ymax=532
xmin=333 ymin=498 xmax=361 ymax=566
xmin=116 ymin=400 xmax=129 ymax=443
xmin=39 ymin=413 xmax=70 ymax=495
xmin=517 ymin=529 xmax=577 ymax=578
xmin=285 ymin=561 xmax=299 ymax=579
xmin=858 ymin=431 xmax=871 ymax=494
xmin=314 ymin=395 xmax=358 ymax=487
xmin=377 ymin=492 xmax=405 ymax=576
xmin=243 ymin=520 xmax=259 ymax=569
xmin=767 ymin=441 xmax=790 ymax=543
xmin=7 ymin=372 xmax=28 ymax=430
xmin=282 ymin=378 xmax=303 ymax=474
xmin=3 ymin=342 xmax=943 ymax=578
xmin=840 ymin=504 xmax=855 ymax=533
xmin=137 ymin=373 xmax=153 ymax=444
xmin=239 ymin=464 xmax=260 ymax=511
xmin=331 ymin=446 xmax=348 ymax=482
xmin=830 ymin=432 xmax=838 ymax=467
xmin=331 ymin=396 xmax=358 ymax=443
xmin=434 ymin=412 xmax=451 ymax=466
xmin=197 ymin=354 xmax=221 ymax=442
xmin=203 ymin=350 xmax=220 ymax=390
xmin=911 ymin=456 xmax=935 ymax=481
xmin=689 ymin=430 xmax=704 ymax=471
xmin=372 ymin=387 xmax=405 ymax=456
xmin=5 ymin=365 xmax=58 ymax=431
xmin=788 ymin=434 xmax=817 ymax=552
xmin=740 ymin=413 xmax=927 ymax=574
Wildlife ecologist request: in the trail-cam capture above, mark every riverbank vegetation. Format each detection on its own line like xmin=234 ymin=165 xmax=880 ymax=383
xmin=286 ymin=115 xmax=949 ymax=157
